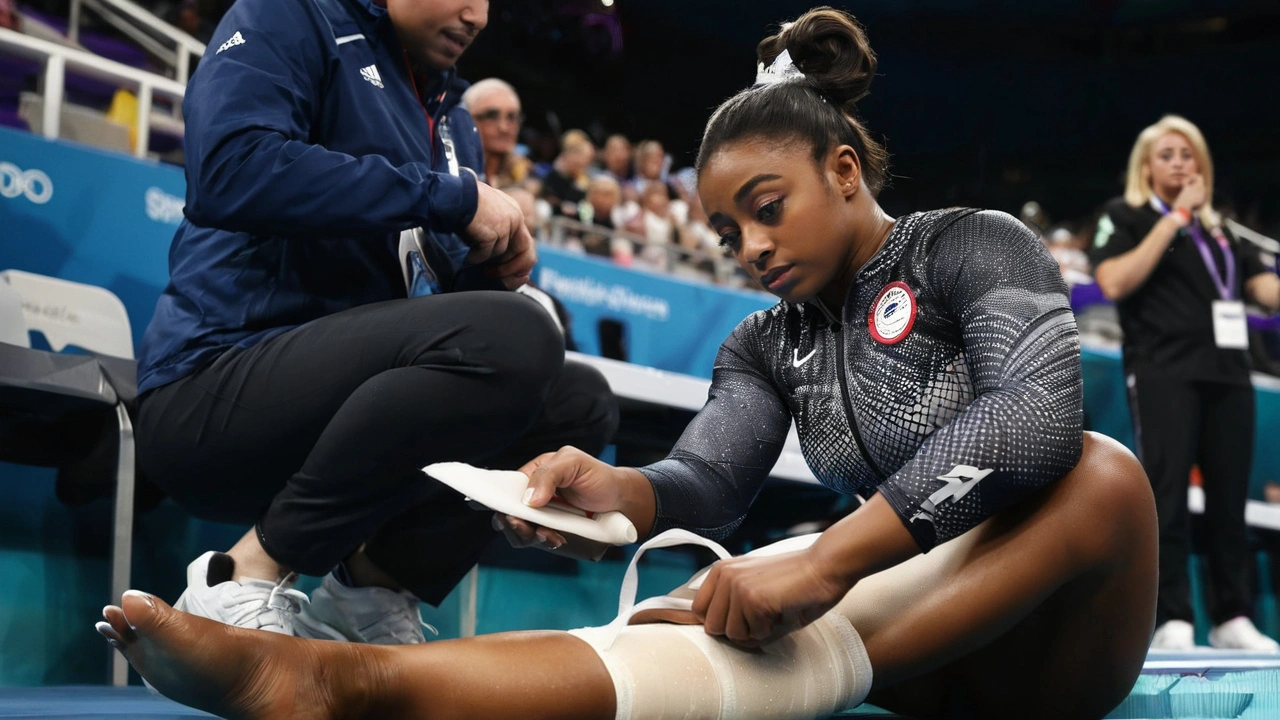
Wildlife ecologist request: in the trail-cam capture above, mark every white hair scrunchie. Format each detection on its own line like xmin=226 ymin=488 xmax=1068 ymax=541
xmin=754 ymin=48 xmax=804 ymax=87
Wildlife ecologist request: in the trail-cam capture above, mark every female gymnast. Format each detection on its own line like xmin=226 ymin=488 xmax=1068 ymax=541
xmin=97 ymin=7 xmax=1157 ymax=719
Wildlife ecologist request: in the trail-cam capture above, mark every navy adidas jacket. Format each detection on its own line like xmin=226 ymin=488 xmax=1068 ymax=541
xmin=137 ymin=0 xmax=492 ymax=394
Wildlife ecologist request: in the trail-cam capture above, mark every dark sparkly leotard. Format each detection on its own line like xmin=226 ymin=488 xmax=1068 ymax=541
xmin=639 ymin=208 xmax=1083 ymax=550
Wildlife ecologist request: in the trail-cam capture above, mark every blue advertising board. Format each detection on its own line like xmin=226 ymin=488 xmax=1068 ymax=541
xmin=0 ymin=126 xmax=182 ymax=347
xmin=533 ymin=246 xmax=775 ymax=378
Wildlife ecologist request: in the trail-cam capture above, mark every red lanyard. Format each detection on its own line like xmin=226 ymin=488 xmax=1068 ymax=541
xmin=404 ymin=51 xmax=435 ymax=155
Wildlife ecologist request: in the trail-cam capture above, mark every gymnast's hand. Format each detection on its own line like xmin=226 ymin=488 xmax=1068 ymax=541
xmin=464 ymin=181 xmax=537 ymax=288
xmin=496 ymin=447 xmax=652 ymax=551
xmin=691 ymin=547 xmax=848 ymax=648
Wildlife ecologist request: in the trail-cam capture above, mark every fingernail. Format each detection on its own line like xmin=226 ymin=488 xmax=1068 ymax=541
xmin=102 ymin=606 xmax=112 ymax=621
xmin=123 ymin=590 xmax=155 ymax=609
xmin=522 ymin=488 xmax=535 ymax=506
xmin=491 ymin=515 xmax=502 ymax=531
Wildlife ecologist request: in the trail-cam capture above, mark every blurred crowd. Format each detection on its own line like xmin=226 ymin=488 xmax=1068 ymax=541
xmin=462 ymin=78 xmax=749 ymax=288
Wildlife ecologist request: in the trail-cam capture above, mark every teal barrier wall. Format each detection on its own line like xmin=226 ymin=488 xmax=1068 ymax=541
xmin=1082 ymin=345 xmax=1280 ymax=499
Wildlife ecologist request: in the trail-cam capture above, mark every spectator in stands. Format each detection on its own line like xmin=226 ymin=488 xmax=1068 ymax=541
xmin=0 ymin=0 xmax=18 ymax=31
xmin=583 ymin=174 xmax=623 ymax=230
xmin=461 ymin=78 xmax=531 ymax=187
xmin=1019 ymin=200 xmax=1048 ymax=238
xmin=1045 ymin=226 xmax=1091 ymax=286
xmin=577 ymin=174 xmax=627 ymax=258
xmin=671 ymin=168 xmax=727 ymax=280
xmin=166 ymin=0 xmax=214 ymax=44
xmin=598 ymin=133 xmax=634 ymax=194
xmin=134 ymin=0 xmax=617 ymax=647
xmin=1092 ymin=114 xmax=1280 ymax=652
xmin=627 ymin=179 xmax=689 ymax=271
xmin=633 ymin=138 xmax=678 ymax=200
xmin=539 ymin=129 xmax=594 ymax=218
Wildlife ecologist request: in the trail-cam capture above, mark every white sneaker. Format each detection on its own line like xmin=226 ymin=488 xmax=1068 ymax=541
xmin=1208 ymin=616 xmax=1280 ymax=652
xmin=173 ymin=551 xmax=308 ymax=635
xmin=295 ymin=573 xmax=434 ymax=645
xmin=1150 ymin=619 xmax=1196 ymax=650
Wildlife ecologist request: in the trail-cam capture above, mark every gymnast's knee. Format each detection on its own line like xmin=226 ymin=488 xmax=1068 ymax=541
xmin=568 ymin=611 xmax=873 ymax=720
xmin=1072 ymin=434 xmax=1155 ymax=524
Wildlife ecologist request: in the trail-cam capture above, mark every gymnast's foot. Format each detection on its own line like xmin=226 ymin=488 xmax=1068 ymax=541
xmin=96 ymin=590 xmax=390 ymax=720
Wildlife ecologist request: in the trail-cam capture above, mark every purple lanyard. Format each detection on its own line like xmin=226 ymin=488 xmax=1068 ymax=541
xmin=1152 ymin=197 xmax=1235 ymax=300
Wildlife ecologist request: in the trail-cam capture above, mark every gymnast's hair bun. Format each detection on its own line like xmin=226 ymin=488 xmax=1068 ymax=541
xmin=758 ymin=6 xmax=877 ymax=113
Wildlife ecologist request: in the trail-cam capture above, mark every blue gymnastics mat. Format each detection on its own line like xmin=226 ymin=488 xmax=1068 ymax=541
xmin=1106 ymin=650 xmax=1280 ymax=719
xmin=0 ymin=686 xmax=910 ymax=719
xmin=4 ymin=652 xmax=1280 ymax=719
xmin=0 ymin=686 xmax=212 ymax=718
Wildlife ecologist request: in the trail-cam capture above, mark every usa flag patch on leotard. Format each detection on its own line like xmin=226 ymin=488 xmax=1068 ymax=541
xmin=868 ymin=281 xmax=917 ymax=344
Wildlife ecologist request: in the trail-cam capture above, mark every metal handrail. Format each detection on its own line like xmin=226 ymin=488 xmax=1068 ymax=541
xmin=68 ymin=0 xmax=205 ymax=84
xmin=0 ymin=26 xmax=186 ymax=159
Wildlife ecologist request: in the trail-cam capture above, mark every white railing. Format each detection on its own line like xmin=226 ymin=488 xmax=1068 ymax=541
xmin=68 ymin=0 xmax=205 ymax=84
xmin=1228 ymin=218 xmax=1280 ymax=255
xmin=0 ymin=27 xmax=186 ymax=159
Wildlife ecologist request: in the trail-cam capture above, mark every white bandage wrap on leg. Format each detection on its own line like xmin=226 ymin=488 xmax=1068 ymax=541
xmin=568 ymin=530 xmax=873 ymax=720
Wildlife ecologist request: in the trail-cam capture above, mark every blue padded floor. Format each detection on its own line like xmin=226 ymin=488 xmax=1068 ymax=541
xmin=1108 ymin=650 xmax=1280 ymax=719
xmin=0 ymin=686 xmax=212 ymax=718
xmin=0 ymin=686 xmax=909 ymax=719
xmin=6 ymin=651 xmax=1280 ymax=720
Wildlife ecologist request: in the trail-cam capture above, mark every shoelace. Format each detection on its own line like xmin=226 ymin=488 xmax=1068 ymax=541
xmin=258 ymin=573 xmax=309 ymax=633
xmin=404 ymin=591 xmax=440 ymax=638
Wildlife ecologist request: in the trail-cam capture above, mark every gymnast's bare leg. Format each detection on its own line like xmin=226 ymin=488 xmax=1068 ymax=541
xmin=98 ymin=433 xmax=1155 ymax=720
xmin=851 ymin=432 xmax=1157 ymax=719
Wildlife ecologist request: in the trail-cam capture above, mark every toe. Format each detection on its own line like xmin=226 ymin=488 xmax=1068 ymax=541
xmin=95 ymin=621 xmax=125 ymax=649
xmin=120 ymin=591 xmax=165 ymax=635
xmin=103 ymin=605 xmax=138 ymax=643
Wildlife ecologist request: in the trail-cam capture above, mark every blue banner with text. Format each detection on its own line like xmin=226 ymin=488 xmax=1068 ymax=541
xmin=0 ymin=127 xmax=183 ymax=347
xmin=533 ymin=246 xmax=774 ymax=378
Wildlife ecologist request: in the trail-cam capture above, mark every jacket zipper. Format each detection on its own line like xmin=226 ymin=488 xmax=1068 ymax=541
xmin=815 ymin=298 xmax=889 ymax=482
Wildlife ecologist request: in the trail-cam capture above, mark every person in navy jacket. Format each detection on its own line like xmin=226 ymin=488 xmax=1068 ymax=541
xmin=134 ymin=0 xmax=618 ymax=644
